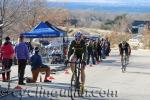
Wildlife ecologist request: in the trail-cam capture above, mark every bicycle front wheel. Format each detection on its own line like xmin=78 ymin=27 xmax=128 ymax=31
xmin=121 ymin=56 xmax=126 ymax=73
xmin=70 ymin=71 xmax=78 ymax=99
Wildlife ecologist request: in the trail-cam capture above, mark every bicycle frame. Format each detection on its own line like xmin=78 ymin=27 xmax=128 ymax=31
xmin=74 ymin=60 xmax=81 ymax=90
xmin=67 ymin=60 xmax=83 ymax=99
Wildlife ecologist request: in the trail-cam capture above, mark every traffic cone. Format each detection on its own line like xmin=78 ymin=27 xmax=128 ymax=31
xmin=14 ymin=85 xmax=22 ymax=90
xmin=64 ymin=69 xmax=69 ymax=74
xmin=47 ymin=76 xmax=55 ymax=80
xmin=97 ymin=61 xmax=100 ymax=64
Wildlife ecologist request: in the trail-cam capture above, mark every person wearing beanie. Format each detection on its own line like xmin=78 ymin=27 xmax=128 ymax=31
xmin=26 ymin=47 xmax=51 ymax=83
xmin=1 ymin=36 xmax=14 ymax=82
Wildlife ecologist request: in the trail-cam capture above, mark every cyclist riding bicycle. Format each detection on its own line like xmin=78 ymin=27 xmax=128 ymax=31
xmin=67 ymin=32 xmax=86 ymax=87
xmin=118 ymin=41 xmax=131 ymax=63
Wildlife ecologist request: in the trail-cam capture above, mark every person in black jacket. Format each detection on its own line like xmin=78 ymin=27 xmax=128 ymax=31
xmin=97 ymin=40 xmax=102 ymax=62
xmin=105 ymin=37 xmax=111 ymax=56
xmin=87 ymin=40 xmax=95 ymax=65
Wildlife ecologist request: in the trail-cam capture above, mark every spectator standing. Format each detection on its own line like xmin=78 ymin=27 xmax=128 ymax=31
xmin=25 ymin=42 xmax=33 ymax=54
xmin=93 ymin=41 xmax=99 ymax=63
xmin=97 ymin=40 xmax=102 ymax=62
xmin=105 ymin=37 xmax=111 ymax=56
xmin=1 ymin=36 xmax=14 ymax=82
xmin=87 ymin=40 xmax=95 ymax=65
xmin=15 ymin=35 xmax=29 ymax=85
xmin=101 ymin=38 xmax=106 ymax=59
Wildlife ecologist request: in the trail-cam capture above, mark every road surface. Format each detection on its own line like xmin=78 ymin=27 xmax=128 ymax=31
xmin=0 ymin=49 xmax=150 ymax=100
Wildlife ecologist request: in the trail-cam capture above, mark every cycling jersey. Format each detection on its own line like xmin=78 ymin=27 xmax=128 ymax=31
xmin=68 ymin=39 xmax=86 ymax=61
xmin=119 ymin=42 xmax=130 ymax=55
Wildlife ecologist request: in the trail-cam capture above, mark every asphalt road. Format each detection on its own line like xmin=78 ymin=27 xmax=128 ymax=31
xmin=1 ymin=49 xmax=150 ymax=100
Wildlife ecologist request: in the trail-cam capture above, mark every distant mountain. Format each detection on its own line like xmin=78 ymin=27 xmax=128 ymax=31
xmin=48 ymin=2 xmax=150 ymax=13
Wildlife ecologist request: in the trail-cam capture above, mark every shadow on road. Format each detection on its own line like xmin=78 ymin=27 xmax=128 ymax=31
xmin=126 ymin=71 xmax=150 ymax=75
xmin=24 ymin=82 xmax=71 ymax=90
xmin=101 ymin=60 xmax=117 ymax=64
xmin=25 ymin=82 xmax=108 ymax=90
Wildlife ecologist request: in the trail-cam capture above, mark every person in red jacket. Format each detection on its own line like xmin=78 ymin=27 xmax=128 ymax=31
xmin=1 ymin=36 xmax=14 ymax=82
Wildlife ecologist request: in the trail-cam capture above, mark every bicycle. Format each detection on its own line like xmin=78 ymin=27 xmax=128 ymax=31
xmin=121 ymin=51 xmax=129 ymax=73
xmin=66 ymin=60 xmax=85 ymax=99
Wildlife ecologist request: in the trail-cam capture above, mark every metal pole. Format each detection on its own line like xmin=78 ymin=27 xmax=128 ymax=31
xmin=0 ymin=20 xmax=3 ymax=46
xmin=0 ymin=19 xmax=3 ymax=66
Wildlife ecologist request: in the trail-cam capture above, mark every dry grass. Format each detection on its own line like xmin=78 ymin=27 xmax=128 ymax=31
xmin=60 ymin=27 xmax=113 ymax=36
xmin=61 ymin=27 xmax=131 ymax=48
xmin=110 ymin=32 xmax=131 ymax=45
xmin=142 ymin=26 xmax=150 ymax=49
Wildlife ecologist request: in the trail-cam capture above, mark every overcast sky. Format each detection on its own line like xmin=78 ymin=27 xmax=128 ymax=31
xmin=47 ymin=0 xmax=150 ymax=5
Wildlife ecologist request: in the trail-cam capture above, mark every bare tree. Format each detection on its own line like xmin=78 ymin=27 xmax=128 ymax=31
xmin=16 ymin=0 xmax=48 ymax=32
xmin=46 ymin=8 xmax=71 ymax=27
xmin=0 ymin=0 xmax=26 ymax=45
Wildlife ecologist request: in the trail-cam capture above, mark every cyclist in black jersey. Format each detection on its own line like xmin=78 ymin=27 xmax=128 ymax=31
xmin=68 ymin=32 xmax=86 ymax=86
xmin=119 ymin=41 xmax=131 ymax=63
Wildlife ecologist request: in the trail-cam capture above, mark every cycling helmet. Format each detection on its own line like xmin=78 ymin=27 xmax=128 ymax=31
xmin=75 ymin=32 xmax=82 ymax=41
xmin=122 ymin=41 xmax=126 ymax=49
xmin=122 ymin=41 xmax=127 ymax=44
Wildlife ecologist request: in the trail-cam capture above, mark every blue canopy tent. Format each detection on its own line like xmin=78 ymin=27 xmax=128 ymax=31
xmin=21 ymin=22 xmax=64 ymax=38
xmin=21 ymin=22 xmax=66 ymax=65
xmin=45 ymin=21 xmax=66 ymax=37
